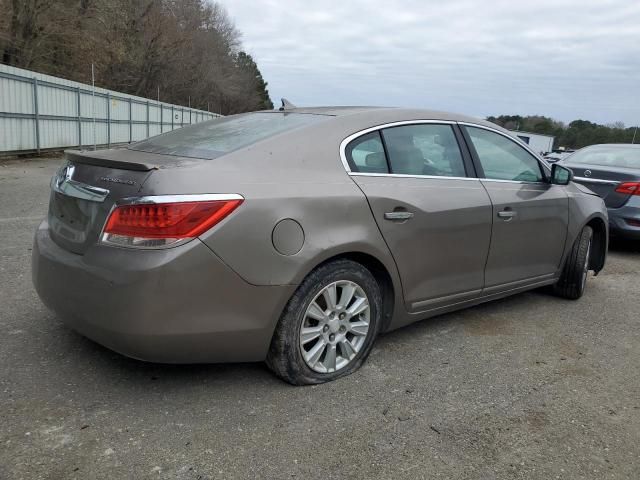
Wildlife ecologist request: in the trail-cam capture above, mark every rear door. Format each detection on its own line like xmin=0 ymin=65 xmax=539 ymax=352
xmin=345 ymin=122 xmax=493 ymax=312
xmin=461 ymin=124 xmax=568 ymax=288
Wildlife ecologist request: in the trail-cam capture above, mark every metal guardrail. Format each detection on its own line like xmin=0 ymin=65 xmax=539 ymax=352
xmin=0 ymin=65 xmax=220 ymax=154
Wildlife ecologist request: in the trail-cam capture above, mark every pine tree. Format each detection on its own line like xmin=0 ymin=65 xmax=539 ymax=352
xmin=236 ymin=51 xmax=274 ymax=110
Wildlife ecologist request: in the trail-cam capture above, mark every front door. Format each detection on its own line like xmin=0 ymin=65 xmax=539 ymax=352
xmin=344 ymin=122 xmax=493 ymax=311
xmin=462 ymin=125 xmax=568 ymax=288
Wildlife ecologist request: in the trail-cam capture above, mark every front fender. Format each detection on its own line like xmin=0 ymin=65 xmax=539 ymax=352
xmin=565 ymin=183 xmax=608 ymax=274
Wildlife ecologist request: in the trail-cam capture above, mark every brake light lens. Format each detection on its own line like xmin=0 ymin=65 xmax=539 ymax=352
xmin=615 ymin=182 xmax=640 ymax=196
xmin=101 ymin=196 xmax=243 ymax=248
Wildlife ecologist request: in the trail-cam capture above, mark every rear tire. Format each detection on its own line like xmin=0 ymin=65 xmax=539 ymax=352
xmin=266 ymin=259 xmax=382 ymax=385
xmin=554 ymin=226 xmax=593 ymax=300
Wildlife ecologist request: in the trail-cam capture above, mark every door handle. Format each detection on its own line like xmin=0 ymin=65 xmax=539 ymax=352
xmin=384 ymin=211 xmax=414 ymax=221
xmin=497 ymin=210 xmax=517 ymax=220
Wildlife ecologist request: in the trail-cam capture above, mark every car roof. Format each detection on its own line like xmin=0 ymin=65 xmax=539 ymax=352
xmin=281 ymin=106 xmax=503 ymax=131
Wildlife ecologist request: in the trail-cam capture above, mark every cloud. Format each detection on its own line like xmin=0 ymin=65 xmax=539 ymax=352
xmin=220 ymin=0 xmax=640 ymax=125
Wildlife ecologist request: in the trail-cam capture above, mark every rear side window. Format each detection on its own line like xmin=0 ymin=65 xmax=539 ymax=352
xmin=381 ymin=124 xmax=466 ymax=177
xmin=129 ymin=112 xmax=327 ymax=159
xmin=345 ymin=131 xmax=389 ymax=173
xmin=465 ymin=126 xmax=544 ymax=182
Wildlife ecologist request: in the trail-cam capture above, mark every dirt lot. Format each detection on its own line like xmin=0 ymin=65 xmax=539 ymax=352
xmin=1 ymin=156 xmax=639 ymax=479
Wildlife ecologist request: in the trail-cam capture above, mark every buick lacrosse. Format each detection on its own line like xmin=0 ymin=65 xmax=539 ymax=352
xmin=33 ymin=106 xmax=608 ymax=384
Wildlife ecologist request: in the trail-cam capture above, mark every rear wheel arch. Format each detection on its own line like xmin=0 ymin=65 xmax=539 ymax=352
xmin=298 ymin=252 xmax=396 ymax=332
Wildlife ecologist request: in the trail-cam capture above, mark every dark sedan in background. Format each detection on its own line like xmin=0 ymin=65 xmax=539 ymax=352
xmin=561 ymin=144 xmax=640 ymax=238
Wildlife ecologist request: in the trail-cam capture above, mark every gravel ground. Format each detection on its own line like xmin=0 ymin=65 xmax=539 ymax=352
xmin=1 ymin=156 xmax=639 ymax=480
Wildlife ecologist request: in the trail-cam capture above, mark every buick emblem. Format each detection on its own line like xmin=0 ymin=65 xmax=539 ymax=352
xmin=584 ymin=169 xmax=592 ymax=177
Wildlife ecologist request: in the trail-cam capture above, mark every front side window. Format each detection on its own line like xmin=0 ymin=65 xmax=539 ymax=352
xmin=381 ymin=124 xmax=466 ymax=177
xmin=465 ymin=126 xmax=544 ymax=182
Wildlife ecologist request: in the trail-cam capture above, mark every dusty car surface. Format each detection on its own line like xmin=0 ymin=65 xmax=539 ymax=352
xmin=32 ymin=106 xmax=608 ymax=384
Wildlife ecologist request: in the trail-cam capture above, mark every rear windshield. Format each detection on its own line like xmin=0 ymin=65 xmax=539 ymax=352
xmin=128 ymin=112 xmax=328 ymax=159
xmin=566 ymin=145 xmax=640 ymax=169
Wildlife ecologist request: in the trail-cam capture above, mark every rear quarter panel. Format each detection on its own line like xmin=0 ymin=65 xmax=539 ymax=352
xmin=137 ymin=119 xmax=407 ymax=327
xmin=199 ymin=179 xmax=396 ymax=287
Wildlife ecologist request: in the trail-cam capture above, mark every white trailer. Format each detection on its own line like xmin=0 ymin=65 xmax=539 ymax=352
xmin=510 ymin=130 xmax=555 ymax=155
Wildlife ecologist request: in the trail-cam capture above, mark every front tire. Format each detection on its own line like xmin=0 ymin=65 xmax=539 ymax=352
xmin=266 ymin=259 xmax=382 ymax=385
xmin=554 ymin=225 xmax=593 ymax=300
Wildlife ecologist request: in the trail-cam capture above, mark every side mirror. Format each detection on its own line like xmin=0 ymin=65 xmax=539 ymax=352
xmin=551 ymin=163 xmax=573 ymax=185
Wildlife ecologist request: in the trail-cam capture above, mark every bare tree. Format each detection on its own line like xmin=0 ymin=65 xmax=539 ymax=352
xmin=0 ymin=0 xmax=272 ymax=114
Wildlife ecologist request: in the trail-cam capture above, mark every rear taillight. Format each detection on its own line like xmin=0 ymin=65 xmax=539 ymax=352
xmin=615 ymin=182 xmax=640 ymax=196
xmin=101 ymin=194 xmax=243 ymax=248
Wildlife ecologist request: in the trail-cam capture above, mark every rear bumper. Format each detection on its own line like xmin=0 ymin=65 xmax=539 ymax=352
xmin=32 ymin=221 xmax=296 ymax=363
xmin=608 ymin=199 xmax=640 ymax=239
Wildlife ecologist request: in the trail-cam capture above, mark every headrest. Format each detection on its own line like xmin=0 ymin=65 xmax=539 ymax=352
xmin=434 ymin=134 xmax=454 ymax=147
xmin=365 ymin=152 xmax=386 ymax=168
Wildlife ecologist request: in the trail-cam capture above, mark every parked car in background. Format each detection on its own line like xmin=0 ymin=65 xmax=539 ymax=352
xmin=32 ymin=107 xmax=608 ymax=385
xmin=560 ymin=144 xmax=640 ymax=239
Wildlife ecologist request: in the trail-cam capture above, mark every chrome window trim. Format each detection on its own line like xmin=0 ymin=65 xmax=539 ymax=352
xmin=479 ymin=178 xmax=550 ymax=186
xmin=339 ymin=119 xmax=457 ymax=175
xmin=338 ymin=119 xmax=552 ymax=183
xmin=349 ymin=172 xmax=480 ymax=182
xmin=572 ymin=176 xmax=619 ymax=186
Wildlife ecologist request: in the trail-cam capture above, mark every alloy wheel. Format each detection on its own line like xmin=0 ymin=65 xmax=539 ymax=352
xmin=299 ymin=280 xmax=371 ymax=373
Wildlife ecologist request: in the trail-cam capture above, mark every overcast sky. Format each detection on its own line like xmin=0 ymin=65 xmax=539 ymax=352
xmin=219 ymin=0 xmax=639 ymax=126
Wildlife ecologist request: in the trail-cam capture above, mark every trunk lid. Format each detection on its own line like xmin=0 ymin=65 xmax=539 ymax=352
xmin=564 ymin=162 xmax=640 ymax=208
xmin=65 ymin=147 xmax=202 ymax=171
xmin=47 ymin=149 xmax=166 ymax=254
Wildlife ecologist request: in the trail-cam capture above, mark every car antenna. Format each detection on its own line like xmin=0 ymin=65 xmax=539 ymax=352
xmin=279 ymin=98 xmax=296 ymax=111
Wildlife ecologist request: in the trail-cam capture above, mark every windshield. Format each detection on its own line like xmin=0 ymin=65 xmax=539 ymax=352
xmin=565 ymin=145 xmax=640 ymax=169
xmin=128 ymin=112 xmax=328 ymax=159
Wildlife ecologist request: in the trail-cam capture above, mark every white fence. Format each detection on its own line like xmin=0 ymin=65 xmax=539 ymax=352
xmin=0 ymin=64 xmax=220 ymax=154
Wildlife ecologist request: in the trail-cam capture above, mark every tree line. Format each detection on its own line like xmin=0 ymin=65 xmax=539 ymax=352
xmin=487 ymin=115 xmax=638 ymax=150
xmin=0 ymin=0 xmax=273 ymax=114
